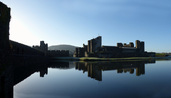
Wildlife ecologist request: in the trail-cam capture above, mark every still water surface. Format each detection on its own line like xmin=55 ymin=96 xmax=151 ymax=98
xmin=14 ymin=60 xmax=171 ymax=98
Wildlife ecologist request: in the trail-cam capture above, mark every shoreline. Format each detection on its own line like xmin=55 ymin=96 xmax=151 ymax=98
xmin=52 ymin=56 xmax=171 ymax=62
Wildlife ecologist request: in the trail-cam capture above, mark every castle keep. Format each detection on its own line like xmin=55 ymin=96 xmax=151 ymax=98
xmin=74 ymin=36 xmax=155 ymax=58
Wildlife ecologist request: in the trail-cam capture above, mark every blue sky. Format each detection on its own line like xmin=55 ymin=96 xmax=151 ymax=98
xmin=1 ymin=0 xmax=171 ymax=52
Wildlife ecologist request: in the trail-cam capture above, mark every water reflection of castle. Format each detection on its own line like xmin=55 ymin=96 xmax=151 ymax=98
xmin=75 ymin=60 xmax=155 ymax=81
xmin=0 ymin=61 xmax=70 ymax=98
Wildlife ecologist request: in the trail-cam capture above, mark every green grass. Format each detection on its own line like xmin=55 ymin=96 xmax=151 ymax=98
xmin=53 ymin=56 xmax=171 ymax=62
xmin=155 ymin=53 xmax=168 ymax=57
xmin=79 ymin=57 xmax=154 ymax=61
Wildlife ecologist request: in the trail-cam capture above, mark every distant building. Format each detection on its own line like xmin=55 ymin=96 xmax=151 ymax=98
xmin=33 ymin=41 xmax=48 ymax=55
xmin=33 ymin=41 xmax=69 ymax=57
xmin=73 ymin=36 xmax=155 ymax=58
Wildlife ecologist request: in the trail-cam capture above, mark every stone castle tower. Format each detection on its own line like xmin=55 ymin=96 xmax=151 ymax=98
xmin=87 ymin=36 xmax=102 ymax=53
xmin=136 ymin=40 xmax=144 ymax=53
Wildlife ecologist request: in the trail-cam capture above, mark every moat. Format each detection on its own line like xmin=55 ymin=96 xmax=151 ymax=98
xmin=3 ymin=60 xmax=169 ymax=98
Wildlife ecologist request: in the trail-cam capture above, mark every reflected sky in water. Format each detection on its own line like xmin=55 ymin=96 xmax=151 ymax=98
xmin=14 ymin=60 xmax=171 ymax=98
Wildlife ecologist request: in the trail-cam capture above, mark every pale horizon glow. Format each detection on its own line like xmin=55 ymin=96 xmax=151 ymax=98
xmin=10 ymin=18 xmax=41 ymax=46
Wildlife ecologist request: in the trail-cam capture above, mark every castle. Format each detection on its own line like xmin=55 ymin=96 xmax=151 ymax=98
xmin=0 ymin=2 xmax=154 ymax=58
xmin=73 ymin=36 xmax=155 ymax=58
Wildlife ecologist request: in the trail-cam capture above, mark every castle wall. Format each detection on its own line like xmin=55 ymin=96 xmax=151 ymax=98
xmin=48 ymin=50 xmax=69 ymax=57
xmin=97 ymin=39 xmax=147 ymax=58
xmin=98 ymin=46 xmax=121 ymax=58
xmin=122 ymin=48 xmax=137 ymax=53
xmin=10 ymin=40 xmax=44 ymax=56
xmin=73 ymin=47 xmax=85 ymax=57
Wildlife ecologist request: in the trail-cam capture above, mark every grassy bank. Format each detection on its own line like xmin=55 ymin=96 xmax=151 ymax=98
xmin=79 ymin=57 xmax=155 ymax=61
xmin=155 ymin=53 xmax=168 ymax=57
xmin=53 ymin=56 xmax=171 ymax=62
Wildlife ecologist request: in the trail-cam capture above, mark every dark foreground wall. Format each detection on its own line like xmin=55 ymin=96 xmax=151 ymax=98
xmin=0 ymin=2 xmax=11 ymax=56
